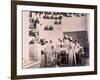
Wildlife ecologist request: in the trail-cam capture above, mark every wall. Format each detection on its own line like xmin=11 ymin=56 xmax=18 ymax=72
xmin=61 ymin=16 xmax=87 ymax=32
xmin=23 ymin=11 xmax=30 ymax=64
xmin=0 ymin=0 xmax=99 ymax=80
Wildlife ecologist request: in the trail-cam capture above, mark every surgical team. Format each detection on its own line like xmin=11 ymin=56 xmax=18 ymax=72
xmin=41 ymin=35 xmax=84 ymax=66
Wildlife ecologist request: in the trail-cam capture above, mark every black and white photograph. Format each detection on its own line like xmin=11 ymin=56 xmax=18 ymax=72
xmin=11 ymin=1 xmax=97 ymax=79
xmin=23 ymin=11 xmax=89 ymax=69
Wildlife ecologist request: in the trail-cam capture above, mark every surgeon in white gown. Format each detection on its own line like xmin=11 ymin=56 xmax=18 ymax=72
xmin=68 ymin=38 xmax=76 ymax=66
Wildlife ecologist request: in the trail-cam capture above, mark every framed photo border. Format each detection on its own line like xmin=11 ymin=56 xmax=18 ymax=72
xmin=11 ymin=1 xmax=97 ymax=80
